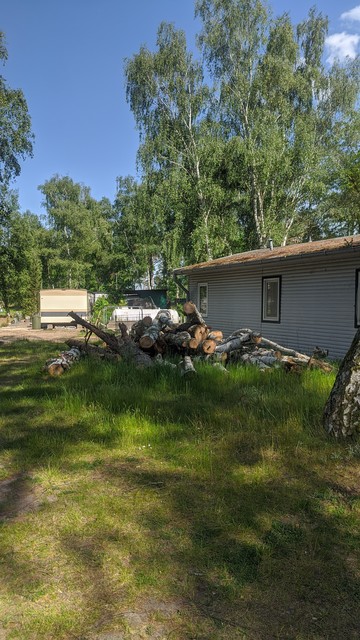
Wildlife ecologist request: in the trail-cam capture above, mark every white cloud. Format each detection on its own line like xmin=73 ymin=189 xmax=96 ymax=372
xmin=341 ymin=6 xmax=360 ymax=22
xmin=325 ymin=31 xmax=360 ymax=63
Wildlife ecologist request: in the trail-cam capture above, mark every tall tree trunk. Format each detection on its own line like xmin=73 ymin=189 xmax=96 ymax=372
xmin=323 ymin=328 xmax=360 ymax=437
xmin=251 ymin=169 xmax=266 ymax=247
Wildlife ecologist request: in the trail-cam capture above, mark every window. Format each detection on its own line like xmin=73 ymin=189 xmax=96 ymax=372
xmin=355 ymin=270 xmax=360 ymax=327
xmin=198 ymin=283 xmax=208 ymax=317
xmin=262 ymin=276 xmax=281 ymax=322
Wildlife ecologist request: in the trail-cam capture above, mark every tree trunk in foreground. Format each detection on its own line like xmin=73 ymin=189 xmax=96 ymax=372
xmin=323 ymin=328 xmax=360 ymax=437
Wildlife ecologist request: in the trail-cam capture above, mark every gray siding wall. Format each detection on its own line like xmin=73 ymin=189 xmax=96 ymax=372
xmin=188 ymin=254 xmax=360 ymax=359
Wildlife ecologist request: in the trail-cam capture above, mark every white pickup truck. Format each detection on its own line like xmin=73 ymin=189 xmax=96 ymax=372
xmin=111 ymin=295 xmax=179 ymax=324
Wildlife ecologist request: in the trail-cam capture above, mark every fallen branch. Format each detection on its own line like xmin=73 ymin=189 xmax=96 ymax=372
xmin=66 ymin=339 xmax=120 ymax=361
xmin=68 ymin=312 xmax=123 ymax=352
xmin=67 ymin=312 xmax=153 ymax=368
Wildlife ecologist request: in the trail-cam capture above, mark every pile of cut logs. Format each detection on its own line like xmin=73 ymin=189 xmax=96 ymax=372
xmin=43 ymin=302 xmax=332 ymax=375
xmin=131 ymin=301 xmax=224 ymax=358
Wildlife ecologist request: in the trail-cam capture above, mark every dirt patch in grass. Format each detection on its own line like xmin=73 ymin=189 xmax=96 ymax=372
xmin=0 ymin=322 xmax=85 ymax=344
xmin=0 ymin=473 xmax=43 ymax=521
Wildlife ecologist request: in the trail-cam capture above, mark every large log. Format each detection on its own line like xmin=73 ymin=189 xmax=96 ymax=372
xmin=189 ymin=324 xmax=208 ymax=342
xmin=179 ymin=355 xmax=197 ymax=376
xmin=175 ymin=321 xmax=196 ymax=334
xmin=200 ymin=338 xmax=217 ymax=355
xmin=138 ymin=311 xmax=179 ymax=349
xmin=188 ymin=337 xmax=200 ymax=351
xmin=215 ymin=334 xmax=253 ymax=354
xmin=218 ymin=330 xmax=254 ymax=347
xmin=154 ymin=310 xmax=178 ymax=330
xmin=221 ymin=328 xmax=259 ymax=343
xmin=68 ymin=312 xmax=123 ymax=352
xmin=139 ymin=324 xmax=162 ymax=350
xmin=207 ymin=330 xmax=223 ymax=342
xmin=183 ymin=301 xmax=206 ymax=326
xmin=117 ymin=322 xmax=154 ymax=367
xmin=130 ymin=316 xmax=153 ymax=341
xmin=163 ymin=331 xmax=192 ymax=350
xmin=45 ymin=347 xmax=81 ymax=376
xmin=259 ymin=337 xmax=309 ymax=361
xmin=323 ymin=328 xmax=360 ymax=437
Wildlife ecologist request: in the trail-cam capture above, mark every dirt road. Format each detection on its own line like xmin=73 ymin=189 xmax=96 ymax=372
xmin=0 ymin=321 xmax=85 ymax=344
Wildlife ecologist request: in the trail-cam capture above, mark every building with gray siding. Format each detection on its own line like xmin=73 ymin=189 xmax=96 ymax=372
xmin=174 ymin=236 xmax=360 ymax=360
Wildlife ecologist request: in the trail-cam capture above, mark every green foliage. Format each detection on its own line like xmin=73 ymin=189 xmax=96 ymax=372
xmin=117 ymin=0 xmax=360 ymax=280
xmin=124 ymin=21 xmax=243 ymax=267
xmin=111 ymin=176 xmax=161 ymax=289
xmin=0 ymin=194 xmax=42 ymax=314
xmin=90 ymin=296 xmax=114 ymax=327
xmin=195 ymin=0 xmax=359 ymax=247
xmin=0 ymin=33 xmax=36 ymax=313
xmin=0 ymin=32 xmax=33 ymax=203
xmin=320 ymin=148 xmax=360 ymax=236
xmin=38 ymin=175 xmax=113 ymax=290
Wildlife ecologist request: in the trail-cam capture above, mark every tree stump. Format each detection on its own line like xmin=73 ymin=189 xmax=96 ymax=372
xmin=323 ymin=328 xmax=360 ymax=437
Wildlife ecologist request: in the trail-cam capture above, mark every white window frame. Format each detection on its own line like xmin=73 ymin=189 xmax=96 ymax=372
xmin=262 ymin=276 xmax=281 ymax=323
xmin=198 ymin=283 xmax=208 ymax=318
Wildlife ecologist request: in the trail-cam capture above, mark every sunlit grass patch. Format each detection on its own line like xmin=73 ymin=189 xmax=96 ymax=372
xmin=0 ymin=340 xmax=359 ymax=639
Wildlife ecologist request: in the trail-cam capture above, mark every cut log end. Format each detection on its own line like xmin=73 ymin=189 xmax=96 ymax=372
xmin=183 ymin=301 xmax=196 ymax=315
xmin=201 ymin=339 xmax=217 ymax=355
xmin=208 ymin=330 xmax=223 ymax=342
xmin=47 ymin=363 xmax=65 ymax=376
xmin=139 ymin=335 xmax=156 ymax=350
xmin=188 ymin=337 xmax=200 ymax=350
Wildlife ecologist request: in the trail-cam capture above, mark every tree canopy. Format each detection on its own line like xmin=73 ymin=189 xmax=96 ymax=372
xmin=122 ymin=0 xmax=360 ymax=263
xmin=38 ymin=175 xmax=113 ymax=291
xmin=1 ymin=2 xmax=360 ymax=313
xmin=0 ymin=32 xmax=33 ymax=213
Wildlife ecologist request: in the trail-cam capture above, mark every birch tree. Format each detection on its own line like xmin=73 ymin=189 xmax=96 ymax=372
xmin=124 ymin=22 xmax=241 ymax=262
xmin=196 ymin=0 xmax=360 ymax=248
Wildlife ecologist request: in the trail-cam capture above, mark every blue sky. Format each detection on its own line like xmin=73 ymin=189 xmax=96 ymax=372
xmin=2 ymin=0 xmax=360 ymax=215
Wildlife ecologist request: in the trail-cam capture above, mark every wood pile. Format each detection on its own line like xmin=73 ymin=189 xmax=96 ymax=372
xmin=52 ymin=302 xmax=332 ymax=376
xmin=216 ymin=328 xmax=333 ymax=372
xmin=124 ymin=303 xmax=331 ymax=373
xmin=129 ymin=301 xmax=223 ymax=359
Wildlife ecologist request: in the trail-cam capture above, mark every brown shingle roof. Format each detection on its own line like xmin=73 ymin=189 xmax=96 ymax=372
xmin=173 ymin=235 xmax=360 ymax=275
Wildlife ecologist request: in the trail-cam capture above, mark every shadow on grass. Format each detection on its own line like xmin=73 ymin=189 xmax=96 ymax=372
xmin=94 ymin=455 xmax=360 ymax=639
xmin=0 ymin=342 xmax=359 ymax=639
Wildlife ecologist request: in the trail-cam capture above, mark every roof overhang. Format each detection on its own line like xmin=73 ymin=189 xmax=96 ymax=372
xmin=173 ymin=236 xmax=360 ymax=276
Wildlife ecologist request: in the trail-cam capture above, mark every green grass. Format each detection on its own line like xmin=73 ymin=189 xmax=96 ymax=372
xmin=0 ymin=340 xmax=359 ymax=639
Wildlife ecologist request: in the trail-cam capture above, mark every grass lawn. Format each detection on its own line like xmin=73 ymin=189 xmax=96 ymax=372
xmin=0 ymin=340 xmax=359 ymax=640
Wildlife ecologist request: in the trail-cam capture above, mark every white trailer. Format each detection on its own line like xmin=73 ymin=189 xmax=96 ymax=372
xmin=40 ymin=289 xmax=88 ymax=328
